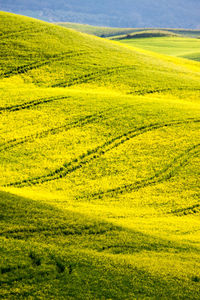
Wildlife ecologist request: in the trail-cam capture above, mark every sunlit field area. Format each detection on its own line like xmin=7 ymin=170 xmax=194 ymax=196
xmin=117 ymin=36 xmax=200 ymax=61
xmin=0 ymin=11 xmax=200 ymax=299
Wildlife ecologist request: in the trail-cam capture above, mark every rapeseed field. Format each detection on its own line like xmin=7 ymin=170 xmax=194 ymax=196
xmin=0 ymin=11 xmax=200 ymax=299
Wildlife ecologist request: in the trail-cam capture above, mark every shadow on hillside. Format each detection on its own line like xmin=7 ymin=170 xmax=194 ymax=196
xmin=0 ymin=190 xmax=199 ymax=255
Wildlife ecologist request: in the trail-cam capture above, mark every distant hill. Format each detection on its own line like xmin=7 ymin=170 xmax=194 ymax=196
xmin=1 ymin=0 xmax=200 ymax=28
xmin=58 ymin=24 xmax=200 ymax=38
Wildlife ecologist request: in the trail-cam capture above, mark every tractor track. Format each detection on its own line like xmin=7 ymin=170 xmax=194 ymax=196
xmin=0 ymin=108 xmax=115 ymax=152
xmin=0 ymin=51 xmax=86 ymax=79
xmin=5 ymin=118 xmax=200 ymax=187
xmin=171 ymin=204 xmax=200 ymax=216
xmin=90 ymin=143 xmax=200 ymax=198
xmin=52 ymin=65 xmax=136 ymax=87
xmin=0 ymin=95 xmax=70 ymax=114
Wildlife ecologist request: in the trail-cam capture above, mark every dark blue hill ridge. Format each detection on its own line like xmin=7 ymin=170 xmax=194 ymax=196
xmin=0 ymin=0 xmax=200 ymax=28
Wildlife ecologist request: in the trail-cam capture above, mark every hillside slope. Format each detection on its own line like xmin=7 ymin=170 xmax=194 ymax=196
xmin=0 ymin=12 xmax=200 ymax=299
xmin=56 ymin=23 xmax=200 ymax=62
xmin=1 ymin=12 xmax=200 ymax=95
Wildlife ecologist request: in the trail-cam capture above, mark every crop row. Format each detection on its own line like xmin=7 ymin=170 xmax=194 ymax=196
xmin=134 ymin=87 xmax=200 ymax=96
xmin=52 ymin=65 xmax=200 ymax=95
xmin=5 ymin=118 xmax=200 ymax=187
xmin=52 ymin=65 xmax=136 ymax=87
xmin=171 ymin=204 xmax=200 ymax=216
xmin=0 ymin=51 xmax=86 ymax=79
xmin=0 ymin=95 xmax=70 ymax=114
xmin=90 ymin=143 xmax=200 ymax=199
xmin=0 ymin=223 xmax=113 ymax=238
xmin=0 ymin=27 xmax=46 ymax=39
xmin=0 ymin=108 xmax=114 ymax=152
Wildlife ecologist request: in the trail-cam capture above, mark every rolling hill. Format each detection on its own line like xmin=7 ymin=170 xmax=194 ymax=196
xmin=0 ymin=11 xmax=200 ymax=299
xmin=57 ymin=24 xmax=200 ymax=62
xmin=58 ymin=23 xmax=200 ymax=38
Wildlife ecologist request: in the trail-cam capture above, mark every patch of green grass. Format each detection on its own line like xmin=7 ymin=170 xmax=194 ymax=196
xmin=117 ymin=36 xmax=200 ymax=62
xmin=0 ymin=11 xmax=200 ymax=299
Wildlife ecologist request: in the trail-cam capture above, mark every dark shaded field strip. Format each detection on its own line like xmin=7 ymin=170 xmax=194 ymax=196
xmin=52 ymin=65 xmax=136 ymax=87
xmin=90 ymin=143 xmax=200 ymax=199
xmin=0 ymin=267 xmax=51 ymax=287
xmin=0 ymin=51 xmax=86 ymax=79
xmin=0 ymin=265 xmax=26 ymax=275
xmin=134 ymin=88 xmax=172 ymax=95
xmin=0 ymin=225 xmax=111 ymax=237
xmin=0 ymin=109 xmax=112 ymax=152
xmin=5 ymin=118 xmax=200 ymax=188
xmin=0 ymin=95 xmax=70 ymax=113
xmin=0 ymin=271 xmax=42 ymax=287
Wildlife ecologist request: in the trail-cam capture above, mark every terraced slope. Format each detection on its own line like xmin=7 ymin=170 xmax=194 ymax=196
xmin=0 ymin=11 xmax=200 ymax=299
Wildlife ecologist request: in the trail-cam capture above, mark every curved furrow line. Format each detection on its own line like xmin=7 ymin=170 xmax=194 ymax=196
xmin=171 ymin=204 xmax=200 ymax=216
xmin=90 ymin=143 xmax=200 ymax=199
xmin=132 ymin=87 xmax=200 ymax=96
xmin=0 ymin=28 xmax=45 ymax=39
xmin=52 ymin=64 xmax=200 ymax=93
xmin=0 ymin=225 xmax=111 ymax=237
xmin=5 ymin=118 xmax=200 ymax=188
xmin=0 ymin=51 xmax=86 ymax=79
xmin=52 ymin=65 xmax=136 ymax=88
xmin=0 ymin=108 xmax=113 ymax=152
xmin=134 ymin=88 xmax=172 ymax=95
xmin=0 ymin=29 xmax=28 ymax=38
xmin=0 ymin=95 xmax=70 ymax=114
xmin=0 ymin=226 xmax=71 ymax=236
